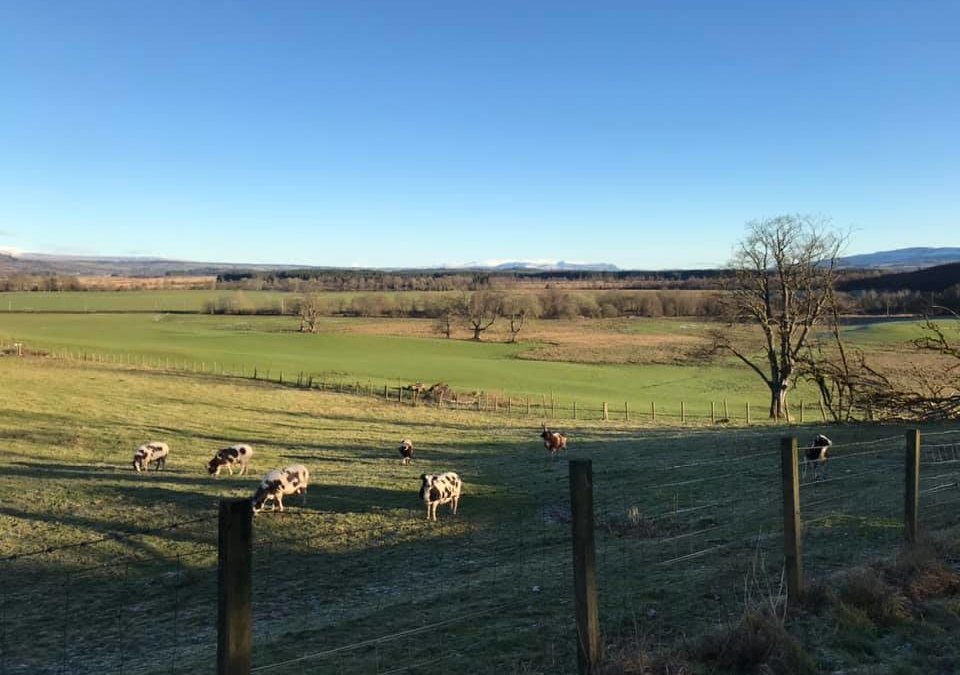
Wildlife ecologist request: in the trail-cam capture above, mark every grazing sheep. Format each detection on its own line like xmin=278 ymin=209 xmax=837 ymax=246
xmin=398 ymin=439 xmax=414 ymax=465
xmin=803 ymin=434 xmax=832 ymax=481
xmin=540 ymin=425 xmax=567 ymax=457
xmin=207 ymin=444 xmax=254 ymax=477
xmin=252 ymin=464 xmax=309 ymax=513
xmin=133 ymin=442 xmax=169 ymax=472
xmin=419 ymin=472 xmax=462 ymax=521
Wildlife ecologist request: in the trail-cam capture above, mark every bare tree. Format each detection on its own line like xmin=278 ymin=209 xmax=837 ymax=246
xmin=298 ymin=293 xmax=326 ymax=333
xmin=502 ymin=294 xmax=540 ymax=343
xmin=432 ymin=296 xmax=466 ymax=339
xmin=712 ymin=215 xmax=844 ymax=420
xmin=465 ymin=291 xmax=502 ymax=341
xmin=854 ymin=311 xmax=960 ymax=421
xmin=795 ymin=288 xmax=863 ymax=422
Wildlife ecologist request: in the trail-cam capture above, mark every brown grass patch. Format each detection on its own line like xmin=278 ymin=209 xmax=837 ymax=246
xmin=697 ymin=608 xmax=815 ymax=674
xmin=76 ymin=275 xmax=216 ymax=290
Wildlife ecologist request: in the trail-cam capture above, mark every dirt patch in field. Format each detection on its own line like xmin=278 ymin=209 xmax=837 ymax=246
xmin=327 ymin=317 xmax=710 ymax=365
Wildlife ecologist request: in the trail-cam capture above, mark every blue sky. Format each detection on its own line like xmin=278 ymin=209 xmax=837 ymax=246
xmin=1 ymin=1 xmax=957 ymax=269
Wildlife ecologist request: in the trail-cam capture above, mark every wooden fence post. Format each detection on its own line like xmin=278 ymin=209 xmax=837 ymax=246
xmin=710 ymin=401 xmax=715 ymax=424
xmin=651 ymin=401 xmax=656 ymax=423
xmin=218 ymin=499 xmax=252 ymax=675
xmin=905 ymin=429 xmax=921 ymax=545
xmin=745 ymin=401 xmax=751 ymax=425
xmin=799 ymin=400 xmax=804 ymax=424
xmin=602 ymin=402 xmax=608 ymax=421
xmin=723 ymin=399 xmax=729 ymax=419
xmin=781 ymin=437 xmax=804 ymax=605
xmin=569 ymin=460 xmax=601 ymax=674
xmin=624 ymin=401 xmax=629 ymax=422
xmin=680 ymin=401 xmax=685 ymax=424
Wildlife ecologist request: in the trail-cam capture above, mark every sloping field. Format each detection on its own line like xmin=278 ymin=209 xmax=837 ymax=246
xmin=2 ymin=358 xmax=959 ymax=673
xmin=0 ymin=313 xmax=799 ymax=413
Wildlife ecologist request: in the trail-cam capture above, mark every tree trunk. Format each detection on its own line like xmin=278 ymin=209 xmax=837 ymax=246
xmin=472 ymin=325 xmax=482 ymax=340
xmin=769 ymin=382 xmax=790 ymax=420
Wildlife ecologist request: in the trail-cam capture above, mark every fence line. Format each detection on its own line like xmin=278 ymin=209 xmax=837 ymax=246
xmin=2 ymin=405 xmax=959 ymax=674
xmin=0 ymin=343 xmax=839 ymax=428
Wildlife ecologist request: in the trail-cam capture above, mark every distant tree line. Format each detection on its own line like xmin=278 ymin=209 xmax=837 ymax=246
xmin=202 ymin=289 xmax=727 ymax=321
xmin=213 ymin=268 xmax=733 ymax=292
xmin=0 ymin=275 xmax=84 ymax=292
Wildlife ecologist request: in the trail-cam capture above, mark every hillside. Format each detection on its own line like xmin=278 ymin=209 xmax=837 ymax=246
xmin=838 ymin=247 xmax=960 ymax=271
xmin=839 ymin=261 xmax=960 ymax=293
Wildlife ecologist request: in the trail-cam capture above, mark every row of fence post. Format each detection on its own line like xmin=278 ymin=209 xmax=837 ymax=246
xmin=569 ymin=430 xmax=926 ymax=674
xmin=213 ymin=430 xmax=925 ymax=675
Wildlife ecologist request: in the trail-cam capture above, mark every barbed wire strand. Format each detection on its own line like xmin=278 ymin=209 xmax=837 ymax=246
xmin=250 ymin=603 xmax=509 ymax=672
xmin=0 ymin=514 xmax=217 ymax=563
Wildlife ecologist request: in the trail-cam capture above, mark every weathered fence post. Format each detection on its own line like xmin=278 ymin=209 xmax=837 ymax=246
xmin=680 ymin=401 xmax=685 ymax=424
xmin=218 ymin=499 xmax=252 ymax=675
xmin=905 ymin=429 xmax=921 ymax=545
xmin=781 ymin=437 xmax=804 ymax=604
xmin=723 ymin=399 xmax=729 ymax=419
xmin=569 ymin=460 xmax=601 ymax=674
xmin=799 ymin=400 xmax=805 ymax=424
xmin=602 ymin=402 xmax=608 ymax=421
xmin=624 ymin=401 xmax=629 ymax=422
xmin=651 ymin=401 xmax=656 ymax=423
xmin=711 ymin=401 xmax=715 ymax=424
xmin=745 ymin=401 xmax=751 ymax=425
xmin=383 ymin=384 xmax=388 ymax=399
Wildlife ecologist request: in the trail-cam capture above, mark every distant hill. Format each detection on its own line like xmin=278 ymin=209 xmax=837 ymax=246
xmin=837 ymin=247 xmax=960 ymax=271
xmin=448 ymin=260 xmax=619 ymax=272
xmin=839 ymin=261 xmax=960 ymax=293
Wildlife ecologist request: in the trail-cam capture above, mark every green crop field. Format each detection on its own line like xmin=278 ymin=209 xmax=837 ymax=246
xmin=3 ymin=357 xmax=959 ymax=674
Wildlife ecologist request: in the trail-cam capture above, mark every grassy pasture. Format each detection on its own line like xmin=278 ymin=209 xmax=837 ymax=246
xmin=2 ymin=310 xmax=950 ymax=417
xmin=0 ymin=313 xmax=799 ymax=413
xmin=3 ymin=358 xmax=959 ymax=673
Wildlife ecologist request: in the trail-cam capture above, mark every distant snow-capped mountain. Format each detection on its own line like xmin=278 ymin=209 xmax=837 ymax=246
xmin=445 ymin=260 xmax=620 ymax=272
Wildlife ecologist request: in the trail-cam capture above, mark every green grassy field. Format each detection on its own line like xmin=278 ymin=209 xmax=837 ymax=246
xmin=0 ymin=312 xmax=838 ymax=415
xmin=3 ymin=357 xmax=959 ymax=673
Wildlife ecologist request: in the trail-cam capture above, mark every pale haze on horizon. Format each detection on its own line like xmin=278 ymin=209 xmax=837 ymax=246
xmin=1 ymin=1 xmax=957 ymax=269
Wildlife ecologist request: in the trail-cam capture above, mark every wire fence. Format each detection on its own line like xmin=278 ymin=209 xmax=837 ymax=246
xmin=0 ymin=341 xmax=817 ymax=427
xmin=3 ymin=430 xmax=959 ymax=674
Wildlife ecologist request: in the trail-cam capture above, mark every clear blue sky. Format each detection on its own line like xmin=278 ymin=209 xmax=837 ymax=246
xmin=1 ymin=1 xmax=957 ymax=269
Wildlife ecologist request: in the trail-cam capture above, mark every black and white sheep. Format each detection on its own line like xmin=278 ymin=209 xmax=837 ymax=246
xmin=419 ymin=472 xmax=462 ymax=521
xmin=398 ymin=439 xmax=414 ymax=465
xmin=252 ymin=464 xmax=309 ymax=513
xmin=802 ymin=434 xmax=832 ymax=481
xmin=133 ymin=442 xmax=169 ymax=472
xmin=207 ymin=444 xmax=254 ymax=477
